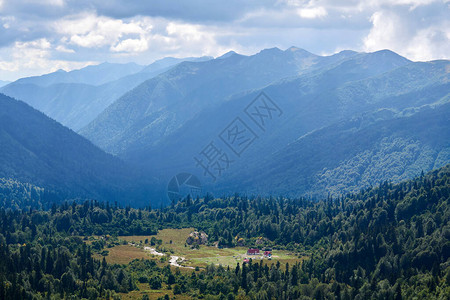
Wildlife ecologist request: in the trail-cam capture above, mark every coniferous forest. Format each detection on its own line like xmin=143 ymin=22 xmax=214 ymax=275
xmin=0 ymin=165 xmax=449 ymax=299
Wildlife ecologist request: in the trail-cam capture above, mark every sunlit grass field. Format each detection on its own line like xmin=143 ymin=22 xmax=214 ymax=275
xmin=114 ymin=228 xmax=305 ymax=269
xmin=93 ymin=244 xmax=151 ymax=264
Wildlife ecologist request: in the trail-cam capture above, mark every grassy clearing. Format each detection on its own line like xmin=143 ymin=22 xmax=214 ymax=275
xmin=118 ymin=228 xmax=305 ymax=269
xmin=94 ymin=245 xmax=150 ymax=265
xmin=189 ymin=249 xmax=305 ymax=269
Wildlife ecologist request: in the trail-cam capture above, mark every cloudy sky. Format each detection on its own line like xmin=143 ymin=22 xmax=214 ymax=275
xmin=0 ymin=0 xmax=449 ymax=81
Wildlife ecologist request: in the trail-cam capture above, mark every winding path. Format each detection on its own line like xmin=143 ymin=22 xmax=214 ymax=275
xmin=143 ymin=246 xmax=194 ymax=269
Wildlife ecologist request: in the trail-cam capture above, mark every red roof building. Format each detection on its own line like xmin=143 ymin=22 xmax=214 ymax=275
xmin=247 ymin=248 xmax=260 ymax=255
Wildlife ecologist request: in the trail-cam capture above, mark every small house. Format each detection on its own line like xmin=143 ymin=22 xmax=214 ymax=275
xmin=264 ymin=251 xmax=272 ymax=258
xmin=247 ymin=248 xmax=260 ymax=255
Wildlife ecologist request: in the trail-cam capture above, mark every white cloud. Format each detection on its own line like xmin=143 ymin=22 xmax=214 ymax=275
xmin=364 ymin=9 xmax=450 ymax=61
xmin=297 ymin=6 xmax=328 ymax=18
xmin=0 ymin=38 xmax=95 ymax=79
xmin=361 ymin=0 xmax=439 ymax=10
xmin=55 ymin=14 xmax=234 ymax=57
xmin=1 ymin=15 xmax=14 ymax=28
xmin=364 ymin=11 xmax=402 ymax=50
xmin=0 ymin=0 xmax=448 ymax=80
xmin=21 ymin=0 xmax=64 ymax=7
xmin=160 ymin=22 xmax=238 ymax=57
xmin=404 ymin=24 xmax=450 ymax=60
xmin=55 ymin=44 xmax=74 ymax=53
xmin=56 ymin=14 xmax=152 ymax=51
xmin=280 ymin=1 xmax=328 ymax=19
xmin=111 ymin=37 xmax=149 ymax=53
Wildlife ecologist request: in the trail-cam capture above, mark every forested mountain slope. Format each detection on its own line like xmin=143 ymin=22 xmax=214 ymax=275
xmin=220 ymin=102 xmax=450 ymax=196
xmin=0 ymin=93 xmax=153 ymax=206
xmin=121 ymin=53 xmax=449 ymax=198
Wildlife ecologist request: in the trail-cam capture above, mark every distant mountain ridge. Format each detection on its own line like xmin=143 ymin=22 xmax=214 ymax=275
xmin=0 ymin=56 xmax=212 ymax=130
xmin=80 ymin=47 xmax=361 ymax=155
xmin=10 ymin=62 xmax=144 ymax=87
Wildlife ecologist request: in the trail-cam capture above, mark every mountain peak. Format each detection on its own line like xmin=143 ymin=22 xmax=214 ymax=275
xmin=337 ymin=50 xmax=358 ymax=56
xmin=217 ymin=51 xmax=239 ymax=59
xmin=370 ymin=49 xmax=411 ymax=62
xmin=259 ymin=47 xmax=283 ymax=54
xmin=286 ymin=46 xmax=311 ymax=54
xmin=285 ymin=46 xmax=317 ymax=58
xmin=288 ymin=46 xmax=300 ymax=51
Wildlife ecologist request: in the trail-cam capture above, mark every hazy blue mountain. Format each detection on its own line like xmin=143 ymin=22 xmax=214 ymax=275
xmin=117 ymin=54 xmax=448 ymax=200
xmin=0 ymin=93 xmax=153 ymax=206
xmin=139 ymin=56 xmax=213 ymax=73
xmin=9 ymin=62 xmax=144 ymax=87
xmin=0 ymin=80 xmax=10 ymax=88
xmin=80 ymin=47 xmax=361 ymax=154
xmin=0 ymin=56 xmax=213 ymax=130
xmin=121 ymin=50 xmax=417 ymax=169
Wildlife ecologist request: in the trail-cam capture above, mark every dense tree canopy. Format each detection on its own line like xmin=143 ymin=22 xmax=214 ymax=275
xmin=0 ymin=165 xmax=449 ymax=299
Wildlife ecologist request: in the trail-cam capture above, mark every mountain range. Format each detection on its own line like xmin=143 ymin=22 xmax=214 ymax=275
xmin=79 ymin=47 xmax=448 ymax=199
xmin=0 ymin=56 xmax=212 ymax=131
xmin=79 ymin=47 xmax=360 ymax=154
xmin=8 ymin=62 xmax=144 ymax=87
xmin=0 ymin=47 xmax=449 ymax=205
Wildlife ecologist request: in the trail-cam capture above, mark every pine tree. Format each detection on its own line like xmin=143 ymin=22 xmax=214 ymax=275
xmin=241 ymin=263 xmax=247 ymax=291
xmin=395 ymin=283 xmax=402 ymax=300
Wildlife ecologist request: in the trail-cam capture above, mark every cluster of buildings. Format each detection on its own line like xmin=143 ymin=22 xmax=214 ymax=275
xmin=246 ymin=248 xmax=272 ymax=259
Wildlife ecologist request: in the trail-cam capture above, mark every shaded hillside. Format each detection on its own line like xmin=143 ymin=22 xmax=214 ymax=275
xmin=0 ymin=178 xmax=60 ymax=210
xmin=219 ymin=103 xmax=450 ymax=196
xmin=0 ymin=93 xmax=153 ymax=206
